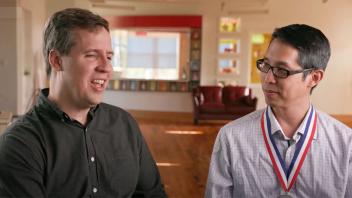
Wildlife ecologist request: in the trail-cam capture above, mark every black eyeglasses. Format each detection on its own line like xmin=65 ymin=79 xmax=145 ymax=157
xmin=256 ymin=59 xmax=314 ymax=79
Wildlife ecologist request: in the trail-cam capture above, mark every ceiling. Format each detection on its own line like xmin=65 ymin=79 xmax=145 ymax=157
xmin=89 ymin=0 xmax=269 ymax=12
xmin=89 ymin=0 xmax=269 ymax=6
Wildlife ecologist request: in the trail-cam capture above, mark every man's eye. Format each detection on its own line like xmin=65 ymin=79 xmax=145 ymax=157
xmin=86 ymin=54 xmax=97 ymax=58
xmin=275 ymin=68 xmax=288 ymax=75
xmin=262 ymin=62 xmax=270 ymax=68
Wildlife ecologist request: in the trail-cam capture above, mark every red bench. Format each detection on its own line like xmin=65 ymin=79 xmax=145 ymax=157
xmin=192 ymin=86 xmax=257 ymax=124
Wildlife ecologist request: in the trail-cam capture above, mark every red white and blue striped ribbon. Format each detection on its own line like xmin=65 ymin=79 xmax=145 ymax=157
xmin=260 ymin=106 xmax=317 ymax=192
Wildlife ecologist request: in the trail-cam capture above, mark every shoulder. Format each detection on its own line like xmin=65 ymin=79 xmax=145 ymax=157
xmin=1 ymin=108 xmax=42 ymax=138
xmin=95 ymin=103 xmax=140 ymax=134
xmin=0 ymin=109 xmax=45 ymax=163
xmin=316 ymin=111 xmax=352 ymax=133
xmin=315 ymin=111 xmax=352 ymax=149
xmin=221 ymin=109 xmax=264 ymax=134
xmin=97 ymin=103 xmax=136 ymax=123
xmin=216 ymin=109 xmax=264 ymax=143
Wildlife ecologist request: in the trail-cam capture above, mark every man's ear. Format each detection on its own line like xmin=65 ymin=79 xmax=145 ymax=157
xmin=308 ymin=69 xmax=324 ymax=88
xmin=48 ymin=49 xmax=63 ymax=73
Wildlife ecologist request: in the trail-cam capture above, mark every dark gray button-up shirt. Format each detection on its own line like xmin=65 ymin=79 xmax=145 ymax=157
xmin=0 ymin=88 xmax=166 ymax=198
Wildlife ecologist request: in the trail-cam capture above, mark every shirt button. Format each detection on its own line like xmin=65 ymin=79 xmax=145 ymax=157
xmin=93 ymin=187 xmax=98 ymax=193
xmin=90 ymin=156 xmax=95 ymax=162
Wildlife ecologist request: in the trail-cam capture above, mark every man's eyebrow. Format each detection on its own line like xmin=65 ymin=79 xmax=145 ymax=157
xmin=263 ymin=57 xmax=290 ymax=68
xmin=84 ymin=49 xmax=99 ymax=53
xmin=83 ymin=49 xmax=114 ymax=56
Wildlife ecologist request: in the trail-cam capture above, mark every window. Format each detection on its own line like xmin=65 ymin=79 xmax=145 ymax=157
xmin=111 ymin=30 xmax=187 ymax=81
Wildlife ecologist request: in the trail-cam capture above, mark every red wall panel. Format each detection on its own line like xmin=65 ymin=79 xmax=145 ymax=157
xmin=105 ymin=15 xmax=202 ymax=28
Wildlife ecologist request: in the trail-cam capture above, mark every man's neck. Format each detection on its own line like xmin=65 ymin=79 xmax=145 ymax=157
xmin=271 ymin=102 xmax=310 ymax=139
xmin=48 ymin=91 xmax=90 ymax=126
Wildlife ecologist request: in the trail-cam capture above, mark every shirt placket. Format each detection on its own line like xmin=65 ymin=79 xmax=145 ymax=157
xmin=84 ymin=127 xmax=99 ymax=196
xmin=284 ymin=139 xmax=296 ymax=168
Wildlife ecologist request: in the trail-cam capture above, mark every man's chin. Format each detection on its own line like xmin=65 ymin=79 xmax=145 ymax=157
xmin=87 ymin=96 xmax=102 ymax=107
xmin=265 ymin=98 xmax=276 ymax=107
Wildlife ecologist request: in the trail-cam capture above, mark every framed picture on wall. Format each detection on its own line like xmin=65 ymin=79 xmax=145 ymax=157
xmin=139 ymin=81 xmax=148 ymax=91
xmin=191 ymin=50 xmax=201 ymax=60
xmin=190 ymin=60 xmax=200 ymax=71
xmin=157 ymin=81 xmax=168 ymax=91
xmin=219 ymin=17 xmax=240 ymax=33
xmin=169 ymin=82 xmax=177 ymax=91
xmin=178 ymin=82 xmax=188 ymax=92
xmin=250 ymin=33 xmax=272 ymax=84
xmin=112 ymin=80 xmax=120 ymax=90
xmin=148 ymin=81 xmax=157 ymax=91
xmin=191 ymin=72 xmax=200 ymax=81
xmin=120 ymin=80 xmax=129 ymax=90
xmin=218 ymin=38 xmax=240 ymax=54
xmin=191 ymin=40 xmax=201 ymax=49
xmin=191 ymin=30 xmax=201 ymax=40
xmin=218 ymin=58 xmax=239 ymax=74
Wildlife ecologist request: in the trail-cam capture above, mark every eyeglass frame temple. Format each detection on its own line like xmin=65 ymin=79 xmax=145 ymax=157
xmin=256 ymin=59 xmax=314 ymax=78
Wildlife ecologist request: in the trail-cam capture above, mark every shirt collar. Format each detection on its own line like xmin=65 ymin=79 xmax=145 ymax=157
xmin=36 ymin=88 xmax=99 ymax=121
xmin=267 ymin=105 xmax=318 ymax=140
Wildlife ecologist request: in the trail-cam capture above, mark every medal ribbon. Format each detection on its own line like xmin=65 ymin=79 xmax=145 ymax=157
xmin=260 ymin=106 xmax=317 ymax=192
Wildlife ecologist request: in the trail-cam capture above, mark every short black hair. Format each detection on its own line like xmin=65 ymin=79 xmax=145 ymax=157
xmin=43 ymin=8 xmax=109 ymax=77
xmin=271 ymin=24 xmax=331 ymax=74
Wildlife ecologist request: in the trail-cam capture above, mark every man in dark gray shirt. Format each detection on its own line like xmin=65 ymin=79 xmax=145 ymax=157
xmin=0 ymin=8 xmax=166 ymax=197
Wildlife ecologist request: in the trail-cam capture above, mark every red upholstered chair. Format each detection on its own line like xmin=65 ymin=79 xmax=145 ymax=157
xmin=222 ymin=86 xmax=257 ymax=116
xmin=192 ymin=85 xmax=257 ymax=124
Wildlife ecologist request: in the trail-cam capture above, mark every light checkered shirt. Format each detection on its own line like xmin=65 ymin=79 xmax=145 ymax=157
xmin=205 ymin=107 xmax=352 ymax=198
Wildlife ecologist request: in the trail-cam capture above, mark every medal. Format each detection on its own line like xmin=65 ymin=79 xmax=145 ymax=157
xmin=261 ymin=106 xmax=317 ymax=193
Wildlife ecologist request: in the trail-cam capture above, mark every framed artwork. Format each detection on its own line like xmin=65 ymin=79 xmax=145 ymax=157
xmin=191 ymin=50 xmax=201 ymax=60
xmin=148 ymin=81 xmax=157 ymax=91
xmin=120 ymin=80 xmax=129 ymax=90
xmin=157 ymin=81 xmax=168 ymax=91
xmin=111 ymin=80 xmax=119 ymax=90
xmin=250 ymin=33 xmax=271 ymax=84
xmin=191 ymin=40 xmax=201 ymax=49
xmin=190 ymin=60 xmax=200 ymax=71
xmin=139 ymin=81 xmax=148 ymax=91
xmin=218 ymin=38 xmax=240 ymax=54
xmin=178 ymin=82 xmax=188 ymax=92
xmin=191 ymin=30 xmax=201 ymax=39
xmin=219 ymin=17 xmax=240 ymax=33
xmin=129 ymin=81 xmax=138 ymax=91
xmin=218 ymin=59 xmax=239 ymax=74
xmin=169 ymin=82 xmax=177 ymax=91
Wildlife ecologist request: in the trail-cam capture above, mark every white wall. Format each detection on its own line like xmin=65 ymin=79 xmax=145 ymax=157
xmin=244 ymin=0 xmax=352 ymax=114
xmin=91 ymin=0 xmax=204 ymax=112
xmin=0 ymin=7 xmax=18 ymax=113
xmin=104 ymin=91 xmax=193 ymax=112
xmin=96 ymin=0 xmax=352 ymax=114
xmin=3 ymin=0 xmax=350 ymax=114
xmin=0 ymin=0 xmax=46 ymax=115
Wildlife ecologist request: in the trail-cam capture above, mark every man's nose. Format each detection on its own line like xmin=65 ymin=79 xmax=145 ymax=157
xmin=263 ymin=69 xmax=276 ymax=83
xmin=97 ymin=56 xmax=113 ymax=73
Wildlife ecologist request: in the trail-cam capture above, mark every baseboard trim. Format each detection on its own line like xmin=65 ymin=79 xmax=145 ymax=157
xmin=127 ymin=110 xmax=352 ymax=127
xmin=127 ymin=110 xmax=193 ymax=122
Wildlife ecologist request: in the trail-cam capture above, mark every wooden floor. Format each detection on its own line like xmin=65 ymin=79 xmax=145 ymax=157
xmin=136 ymin=114 xmax=352 ymax=198
xmin=137 ymin=118 xmax=224 ymax=198
xmin=0 ymin=111 xmax=351 ymax=197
